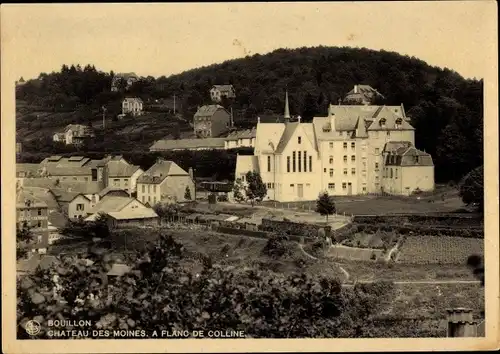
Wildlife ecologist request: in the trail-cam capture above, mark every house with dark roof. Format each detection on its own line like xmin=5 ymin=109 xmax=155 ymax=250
xmin=210 ymin=84 xmax=236 ymax=102
xmin=193 ymin=105 xmax=231 ymax=138
xmin=381 ymin=143 xmax=434 ymax=195
xmin=344 ymin=84 xmax=385 ymax=105
xmin=136 ymin=158 xmax=195 ymax=205
xmin=234 ymin=89 xmax=433 ymax=201
xmin=224 ymin=127 xmax=256 ymax=149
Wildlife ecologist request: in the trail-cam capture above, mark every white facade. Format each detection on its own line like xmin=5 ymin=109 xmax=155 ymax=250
xmin=122 ymin=98 xmax=144 ymax=116
xmin=235 ymin=103 xmax=431 ymax=202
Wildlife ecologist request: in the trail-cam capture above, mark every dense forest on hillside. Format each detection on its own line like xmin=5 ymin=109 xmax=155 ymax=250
xmin=16 ymin=46 xmax=483 ymax=182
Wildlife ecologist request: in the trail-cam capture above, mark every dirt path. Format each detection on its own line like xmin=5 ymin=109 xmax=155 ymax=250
xmin=342 ymin=280 xmax=481 ymax=286
xmin=298 ymin=243 xmax=351 ymax=282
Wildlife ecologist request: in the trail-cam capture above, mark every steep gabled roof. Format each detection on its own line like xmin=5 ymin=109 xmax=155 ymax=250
xmin=89 ymin=195 xmax=136 ymax=215
xmin=194 ymin=105 xmax=228 ymax=118
xmin=254 ymin=123 xmax=286 ymax=154
xmin=137 ymin=159 xmax=189 ymax=184
xmin=106 ymin=160 xmax=141 ymax=177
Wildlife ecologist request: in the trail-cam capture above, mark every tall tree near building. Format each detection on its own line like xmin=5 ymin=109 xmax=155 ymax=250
xmin=17 ymin=222 xmax=35 ymax=260
xmin=244 ymin=171 xmax=267 ymax=207
xmin=184 ymin=186 xmax=192 ymax=201
xmin=459 ymin=165 xmax=483 ymax=212
xmin=315 ymin=191 xmax=336 ymax=223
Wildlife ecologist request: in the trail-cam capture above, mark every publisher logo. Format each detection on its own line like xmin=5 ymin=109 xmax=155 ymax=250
xmin=25 ymin=320 xmax=41 ymax=336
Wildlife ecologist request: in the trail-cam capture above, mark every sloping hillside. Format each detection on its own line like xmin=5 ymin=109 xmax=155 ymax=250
xmin=16 ymin=46 xmax=483 ymax=182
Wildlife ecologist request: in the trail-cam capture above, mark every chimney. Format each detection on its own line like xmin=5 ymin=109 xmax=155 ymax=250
xmin=257 ymin=116 xmax=261 ymax=124
xmin=447 ymin=308 xmax=478 ymax=337
xmin=188 ymin=167 xmax=194 ymax=180
xmin=354 ymin=85 xmax=358 ymax=94
xmin=297 ymin=115 xmax=301 ymax=123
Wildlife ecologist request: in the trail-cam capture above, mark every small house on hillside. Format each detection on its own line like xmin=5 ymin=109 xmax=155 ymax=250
xmin=210 ymin=85 xmax=236 ymax=102
xmin=111 ymin=72 xmax=139 ymax=92
xmin=136 ymin=158 xmax=195 ymax=204
xmin=122 ymin=97 xmax=144 ymax=116
xmin=104 ymin=208 xmax=160 ymax=229
xmin=344 ymin=84 xmax=384 ymax=105
xmin=193 ymin=105 xmax=231 ymax=138
xmin=52 ymin=124 xmax=94 ymax=146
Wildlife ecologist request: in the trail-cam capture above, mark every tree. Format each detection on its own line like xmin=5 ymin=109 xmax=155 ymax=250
xmin=17 ymin=222 xmax=35 ymax=260
xmin=244 ymin=171 xmax=267 ymax=207
xmin=459 ymin=165 xmax=483 ymax=212
xmin=315 ymin=191 xmax=336 ymax=223
xmin=184 ymin=186 xmax=192 ymax=201
xmin=232 ymin=178 xmax=245 ymax=203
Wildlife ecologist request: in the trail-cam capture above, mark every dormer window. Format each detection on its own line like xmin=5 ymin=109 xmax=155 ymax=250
xmin=395 ymin=118 xmax=402 ymax=129
xmin=379 ymin=118 xmax=386 ymax=128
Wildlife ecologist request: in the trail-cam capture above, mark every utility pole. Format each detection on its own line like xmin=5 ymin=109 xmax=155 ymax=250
xmin=102 ymin=106 xmax=107 ymax=129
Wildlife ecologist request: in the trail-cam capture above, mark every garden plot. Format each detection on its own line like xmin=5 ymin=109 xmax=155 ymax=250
xmin=396 ymin=236 xmax=484 ymax=264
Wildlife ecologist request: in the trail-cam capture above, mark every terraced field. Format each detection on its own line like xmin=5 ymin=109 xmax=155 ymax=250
xmin=396 ymin=236 xmax=484 ymax=264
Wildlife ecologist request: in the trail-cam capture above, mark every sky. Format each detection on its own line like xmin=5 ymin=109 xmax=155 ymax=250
xmin=1 ymin=2 xmax=497 ymax=81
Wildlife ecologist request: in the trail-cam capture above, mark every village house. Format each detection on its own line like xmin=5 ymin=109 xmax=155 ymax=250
xmin=136 ymin=158 xmax=195 ymax=205
xmin=193 ymin=105 xmax=231 ymax=138
xmin=111 ymin=72 xmax=139 ymax=92
xmin=344 ymin=84 xmax=385 ymax=105
xmin=224 ymin=127 xmax=257 ymax=149
xmin=16 ymin=189 xmax=50 ymax=254
xmin=66 ymin=193 xmax=98 ymax=220
xmin=104 ymin=208 xmax=160 ymax=229
xmin=84 ymin=195 xmax=152 ymax=222
xmin=382 ymin=142 xmax=434 ymax=195
xmin=210 ymin=84 xmax=236 ymax=102
xmin=234 ymin=90 xmax=433 ymax=201
xmin=100 ymin=157 xmax=144 ymax=194
xmin=149 ymin=137 xmax=226 ymax=152
xmin=122 ymin=97 xmax=144 ymax=116
xmin=52 ymin=124 xmax=95 ymax=145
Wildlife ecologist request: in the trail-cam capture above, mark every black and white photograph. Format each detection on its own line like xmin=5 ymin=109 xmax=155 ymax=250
xmin=1 ymin=2 xmax=498 ymax=353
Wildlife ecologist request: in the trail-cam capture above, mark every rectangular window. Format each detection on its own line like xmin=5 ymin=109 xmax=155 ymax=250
xmin=343 ymin=155 xmax=347 ymax=163
xmin=351 ymin=155 xmax=355 ymax=162
xmin=329 ymin=156 xmax=333 ymax=164
xmin=153 ymin=185 xmax=156 ymax=193
xmin=298 ymin=151 xmax=302 ymax=172
xmin=375 ymin=148 xmax=380 ymax=154
xmin=37 ymin=209 xmax=42 ymax=216
xmin=298 ymin=136 xmax=302 ymax=144
xmin=328 ymin=183 xmax=335 ymax=190
xmin=329 ymin=169 xmax=334 ymax=177
xmin=153 ymin=197 xmax=156 ymax=204
xmin=395 ymin=169 xmax=398 ymax=179
xmin=324 ymin=168 xmax=327 ymax=173
xmin=290 ymin=184 xmax=294 ymax=187
xmin=267 ymin=156 xmax=271 ymax=172
xmin=343 ymin=168 xmax=348 ymax=175
xmin=287 ymin=156 xmax=291 ymax=172
xmin=142 ymin=185 xmax=145 ymax=193
xmin=329 ymin=142 xmax=333 ymax=149
xmin=114 ymin=178 xmax=120 ymax=186
xmin=292 ymin=152 xmax=296 ymax=172
xmin=342 ymin=183 xmax=347 ymax=190
xmin=351 ymin=142 xmax=355 ymax=149
xmin=76 ymin=204 xmax=84 ymax=211
xmin=362 ymin=187 xmax=367 ymax=192
xmin=390 ymin=168 xmax=393 ymax=178
xmin=351 ymin=168 xmax=356 ymax=175
xmin=375 ymin=163 xmax=379 ymax=170
xmin=343 ymin=142 xmax=347 ymax=149
xmin=303 ymin=151 xmax=307 ymax=172
xmin=309 ymin=156 xmax=312 ymax=172
xmin=73 ymin=177 xmax=77 ymax=181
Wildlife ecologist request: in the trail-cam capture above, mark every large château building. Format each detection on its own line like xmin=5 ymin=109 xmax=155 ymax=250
xmin=235 ymin=91 xmax=434 ymax=202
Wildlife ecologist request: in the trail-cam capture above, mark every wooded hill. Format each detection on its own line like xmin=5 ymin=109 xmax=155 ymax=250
xmin=16 ymin=46 xmax=483 ymax=183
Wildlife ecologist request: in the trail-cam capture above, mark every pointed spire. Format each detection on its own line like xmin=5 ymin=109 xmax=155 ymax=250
xmin=284 ymin=90 xmax=291 ymax=122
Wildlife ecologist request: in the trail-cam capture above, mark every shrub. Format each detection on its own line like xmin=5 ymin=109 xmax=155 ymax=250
xmin=217 ymin=194 xmax=228 ymax=202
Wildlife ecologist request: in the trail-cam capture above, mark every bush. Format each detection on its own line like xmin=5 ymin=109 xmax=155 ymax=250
xmin=262 ymin=235 xmax=293 ymax=259
xmin=217 ymin=195 xmax=228 ymax=202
